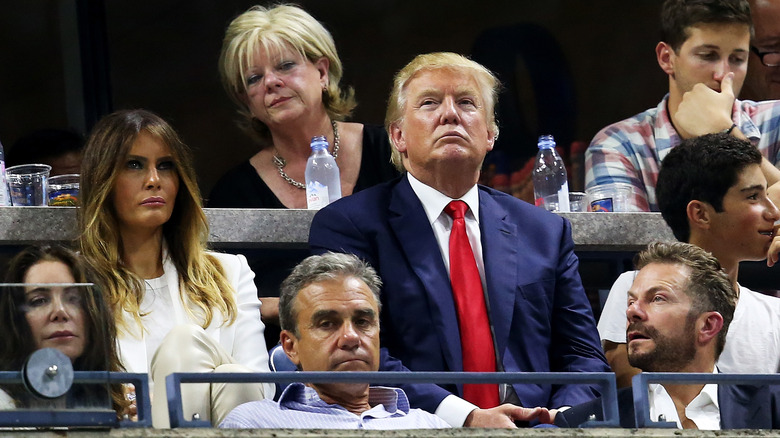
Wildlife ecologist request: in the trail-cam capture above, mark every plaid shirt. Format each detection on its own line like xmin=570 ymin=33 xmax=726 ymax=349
xmin=585 ymin=95 xmax=780 ymax=211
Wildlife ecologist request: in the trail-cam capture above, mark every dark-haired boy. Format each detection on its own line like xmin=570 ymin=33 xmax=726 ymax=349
xmin=598 ymin=133 xmax=780 ymax=387
xmin=586 ymin=0 xmax=780 ymax=211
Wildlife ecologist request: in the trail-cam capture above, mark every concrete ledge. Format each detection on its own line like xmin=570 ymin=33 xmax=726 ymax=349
xmin=0 ymin=207 xmax=674 ymax=252
xmin=563 ymin=212 xmax=674 ymax=251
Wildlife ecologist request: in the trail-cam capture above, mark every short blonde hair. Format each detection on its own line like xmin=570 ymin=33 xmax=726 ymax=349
xmin=219 ymin=4 xmax=356 ymax=148
xmin=385 ymin=52 xmax=500 ymax=171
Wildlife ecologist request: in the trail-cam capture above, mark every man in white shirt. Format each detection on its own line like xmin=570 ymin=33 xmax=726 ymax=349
xmin=558 ymin=241 xmax=780 ymax=429
xmin=598 ymin=133 xmax=780 ymax=388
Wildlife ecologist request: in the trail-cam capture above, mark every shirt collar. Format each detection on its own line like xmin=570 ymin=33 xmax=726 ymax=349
xmin=367 ymin=386 xmax=410 ymax=414
xmin=648 ymin=367 xmax=720 ymax=412
xmin=278 ymin=383 xmax=411 ymax=415
xmin=692 ymin=367 xmax=720 ymax=412
xmin=278 ymin=383 xmax=331 ymax=408
xmin=407 ymin=173 xmax=480 ymax=225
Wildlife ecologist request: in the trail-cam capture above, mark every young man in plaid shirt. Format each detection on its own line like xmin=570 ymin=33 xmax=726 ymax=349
xmin=586 ymin=0 xmax=780 ymax=211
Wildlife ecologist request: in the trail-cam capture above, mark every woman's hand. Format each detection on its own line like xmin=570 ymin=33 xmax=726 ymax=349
xmin=121 ymin=383 xmax=138 ymax=422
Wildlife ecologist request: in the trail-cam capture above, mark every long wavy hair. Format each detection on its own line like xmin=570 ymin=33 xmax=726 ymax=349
xmin=78 ymin=109 xmax=236 ymax=334
xmin=0 ymin=245 xmax=127 ymax=413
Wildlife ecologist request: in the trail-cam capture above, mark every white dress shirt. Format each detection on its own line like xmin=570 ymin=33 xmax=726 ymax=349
xmin=406 ymin=173 xmax=488 ymax=427
xmin=648 ymin=368 xmax=720 ymax=430
xmin=407 ymin=173 xmax=486 ymax=291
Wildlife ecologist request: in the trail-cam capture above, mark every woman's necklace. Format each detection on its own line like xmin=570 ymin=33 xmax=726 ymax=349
xmin=273 ymin=120 xmax=340 ymax=189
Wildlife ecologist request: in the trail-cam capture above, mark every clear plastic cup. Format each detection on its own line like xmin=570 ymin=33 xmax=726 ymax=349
xmin=6 ymin=164 xmax=51 ymax=206
xmin=542 ymin=192 xmax=589 ymax=212
xmin=586 ymin=183 xmax=635 ymax=212
xmin=47 ymin=174 xmax=80 ymax=206
xmin=568 ymin=192 xmax=589 ymax=212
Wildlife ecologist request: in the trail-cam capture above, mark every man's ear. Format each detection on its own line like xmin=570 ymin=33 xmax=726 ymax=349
xmin=687 ymin=200 xmax=712 ymax=231
xmin=697 ymin=311 xmax=724 ymax=347
xmin=390 ymin=122 xmax=407 ymax=155
xmin=656 ymin=42 xmax=675 ymax=76
xmin=486 ymin=128 xmax=496 ymax=151
xmin=280 ymin=330 xmax=302 ymax=368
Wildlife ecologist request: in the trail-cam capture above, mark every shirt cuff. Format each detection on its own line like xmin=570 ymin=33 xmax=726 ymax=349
xmin=434 ymin=394 xmax=478 ymax=427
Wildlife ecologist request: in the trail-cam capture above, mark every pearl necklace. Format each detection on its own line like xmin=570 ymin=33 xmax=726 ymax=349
xmin=273 ymin=120 xmax=339 ymax=190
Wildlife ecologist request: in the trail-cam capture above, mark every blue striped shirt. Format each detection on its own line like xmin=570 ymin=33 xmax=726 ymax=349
xmin=219 ymin=383 xmax=450 ymax=429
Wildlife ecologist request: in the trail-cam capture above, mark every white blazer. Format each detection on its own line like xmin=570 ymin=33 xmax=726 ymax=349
xmin=117 ymin=251 xmax=270 ymax=376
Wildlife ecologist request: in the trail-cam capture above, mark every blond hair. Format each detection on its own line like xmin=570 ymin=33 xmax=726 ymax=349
xmin=79 ymin=109 xmax=236 ymax=334
xmin=219 ymin=4 xmax=356 ymax=147
xmin=385 ymin=52 xmax=500 ymax=171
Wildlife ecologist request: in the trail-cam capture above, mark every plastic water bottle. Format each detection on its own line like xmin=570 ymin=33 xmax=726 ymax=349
xmin=305 ymin=136 xmax=341 ymax=210
xmin=0 ymin=139 xmax=10 ymax=206
xmin=532 ymin=135 xmax=570 ymax=212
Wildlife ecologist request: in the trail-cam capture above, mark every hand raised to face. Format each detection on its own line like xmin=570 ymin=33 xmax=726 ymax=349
xmin=672 ymin=73 xmax=736 ymax=139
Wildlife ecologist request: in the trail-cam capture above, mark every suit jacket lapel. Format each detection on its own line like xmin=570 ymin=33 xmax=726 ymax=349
xmin=388 ymin=177 xmax=462 ymax=372
xmin=162 ymin=248 xmax=223 ymax=338
xmin=479 ymin=189 xmax=517 ymax=365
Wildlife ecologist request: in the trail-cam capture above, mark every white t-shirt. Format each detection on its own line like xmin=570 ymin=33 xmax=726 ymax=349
xmin=598 ymin=270 xmax=780 ymax=373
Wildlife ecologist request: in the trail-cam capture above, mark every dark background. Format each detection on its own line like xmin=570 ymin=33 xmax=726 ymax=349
xmin=0 ymin=0 xmax=666 ymax=196
xmin=4 ymin=1 xmax=780 ymax=343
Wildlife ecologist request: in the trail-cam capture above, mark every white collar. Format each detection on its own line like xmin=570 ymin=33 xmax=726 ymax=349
xmin=406 ymin=173 xmax=480 ymax=225
xmin=648 ymin=367 xmax=720 ymax=428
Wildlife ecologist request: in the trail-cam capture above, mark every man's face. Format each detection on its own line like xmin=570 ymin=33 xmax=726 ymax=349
xmin=704 ymin=164 xmax=780 ymax=265
xmin=748 ymin=0 xmax=780 ymax=99
xmin=626 ymin=263 xmax=698 ymax=372
xmin=390 ymin=68 xmax=495 ymax=181
xmin=666 ymin=23 xmax=750 ymax=97
xmin=283 ymin=275 xmax=380 ymax=374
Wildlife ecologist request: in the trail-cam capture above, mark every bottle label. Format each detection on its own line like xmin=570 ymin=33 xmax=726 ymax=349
xmin=590 ymin=197 xmax=614 ymax=212
xmin=306 ymin=181 xmax=330 ymax=210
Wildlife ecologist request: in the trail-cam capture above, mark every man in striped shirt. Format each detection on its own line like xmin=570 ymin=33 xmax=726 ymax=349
xmin=220 ymin=253 xmax=467 ymax=429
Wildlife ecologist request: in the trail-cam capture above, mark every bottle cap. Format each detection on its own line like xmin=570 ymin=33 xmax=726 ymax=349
xmin=310 ymin=135 xmax=329 ymax=151
xmin=537 ymin=135 xmax=556 ymax=149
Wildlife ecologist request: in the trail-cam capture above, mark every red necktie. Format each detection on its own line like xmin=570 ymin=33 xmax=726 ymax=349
xmin=444 ymin=200 xmax=499 ymax=409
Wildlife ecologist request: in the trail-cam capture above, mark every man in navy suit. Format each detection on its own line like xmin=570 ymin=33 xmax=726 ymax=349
xmin=557 ymin=241 xmax=780 ymax=429
xmin=309 ymin=52 xmax=608 ymax=428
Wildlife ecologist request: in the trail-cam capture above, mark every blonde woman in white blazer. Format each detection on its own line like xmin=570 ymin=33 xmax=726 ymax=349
xmin=79 ymin=110 xmax=273 ymax=427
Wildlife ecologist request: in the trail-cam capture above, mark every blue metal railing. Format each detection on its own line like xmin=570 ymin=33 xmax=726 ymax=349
xmin=631 ymin=373 xmax=780 ymax=428
xmin=0 ymin=371 xmax=150 ymax=428
xmin=165 ymin=371 xmax=619 ymax=428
